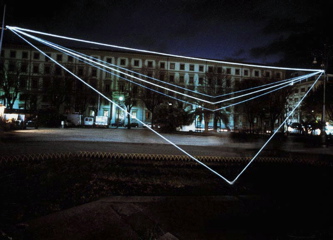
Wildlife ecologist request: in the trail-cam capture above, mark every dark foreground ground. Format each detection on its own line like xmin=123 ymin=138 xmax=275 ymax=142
xmin=1 ymin=152 xmax=333 ymax=240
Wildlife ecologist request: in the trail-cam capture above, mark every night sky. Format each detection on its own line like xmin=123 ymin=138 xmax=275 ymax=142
xmin=1 ymin=0 xmax=332 ymax=69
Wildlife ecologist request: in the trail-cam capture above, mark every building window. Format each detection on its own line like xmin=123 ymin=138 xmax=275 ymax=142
xmin=179 ymin=75 xmax=184 ymax=83
xmin=208 ymin=66 xmax=213 ymax=73
xmin=199 ymin=65 xmax=204 ymax=72
xmin=276 ymin=72 xmax=281 ymax=78
xmin=235 ymin=69 xmax=240 ymax=75
xmin=244 ymin=69 xmax=249 ymax=76
xmin=189 ymin=64 xmax=194 ymax=71
xmin=217 ymin=67 xmax=222 ymax=74
xmin=44 ymin=65 xmax=51 ymax=74
xmin=22 ymin=51 xmax=28 ymax=59
xmin=19 ymin=77 xmax=27 ymax=89
xmin=199 ymin=77 xmax=203 ymax=85
xmin=134 ymin=59 xmax=140 ymax=67
xmin=78 ymin=67 xmax=84 ymax=76
xmin=147 ymin=61 xmax=153 ymax=68
xmin=55 ymin=66 xmax=62 ymax=76
xmin=254 ymin=70 xmax=260 ymax=77
xmin=105 ymin=84 xmax=110 ymax=92
xmin=226 ymin=68 xmax=231 ymax=74
xmin=119 ymin=83 xmax=125 ymax=92
xmin=170 ymin=63 xmax=175 ymax=69
xmin=189 ymin=76 xmax=194 ymax=84
xmin=68 ymin=56 xmax=74 ymax=62
xmin=45 ymin=53 xmax=51 ymax=62
xmin=91 ymin=68 xmax=97 ymax=77
xmin=145 ymin=110 xmax=151 ymax=121
xmin=120 ymin=59 xmax=126 ymax=66
xmin=106 ymin=57 xmax=112 ymax=63
xmin=8 ymin=62 xmax=15 ymax=72
xmin=33 ymin=52 xmax=40 ymax=60
xmin=160 ymin=62 xmax=165 ymax=69
xmin=169 ymin=75 xmax=174 ymax=82
xmin=10 ymin=50 xmax=16 ymax=58
xmin=56 ymin=54 xmax=63 ymax=62
xmin=226 ymin=79 xmax=231 ymax=87
xmin=33 ymin=65 xmax=39 ymax=74
xmin=180 ymin=64 xmax=185 ymax=70
xmin=131 ymin=110 xmax=137 ymax=119
xmin=31 ymin=78 xmax=39 ymax=89
xmin=21 ymin=63 xmax=28 ymax=73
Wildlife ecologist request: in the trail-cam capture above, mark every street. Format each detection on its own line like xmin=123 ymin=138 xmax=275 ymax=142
xmin=0 ymin=128 xmax=265 ymax=158
xmin=1 ymin=127 xmax=332 ymax=159
xmin=1 ymin=127 xmax=333 ymax=239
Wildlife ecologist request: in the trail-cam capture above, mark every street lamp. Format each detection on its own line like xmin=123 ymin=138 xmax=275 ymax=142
xmin=313 ymin=57 xmax=327 ymax=147
xmin=116 ymin=96 xmax=124 ymax=127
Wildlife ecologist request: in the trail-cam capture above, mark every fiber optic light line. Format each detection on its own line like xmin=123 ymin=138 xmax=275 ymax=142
xmin=23 ymin=32 xmax=217 ymax=110
xmin=214 ymin=77 xmax=312 ymax=111
xmin=212 ymin=72 xmax=319 ymax=99
xmin=12 ymin=28 xmax=321 ymax=113
xmin=28 ymin=29 xmax=317 ymax=111
xmin=51 ymin=43 xmax=307 ymax=110
xmin=38 ymin=37 xmax=320 ymax=103
xmin=7 ymin=25 xmax=325 ymax=73
xmin=12 ymin=28 xmax=321 ymax=105
xmin=42 ymin=42 xmax=318 ymax=100
xmin=12 ymin=29 xmax=214 ymax=106
xmin=229 ymin=72 xmax=323 ymax=185
xmin=10 ymin=28 xmax=234 ymax=185
xmin=27 ymin=30 xmax=314 ymax=107
xmin=213 ymin=76 xmax=309 ymax=105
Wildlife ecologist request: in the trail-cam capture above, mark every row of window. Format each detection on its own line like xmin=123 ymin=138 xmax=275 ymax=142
xmin=6 ymin=60 xmax=282 ymax=83
xmin=16 ymin=75 xmax=235 ymax=91
xmin=5 ymin=49 xmax=282 ymax=78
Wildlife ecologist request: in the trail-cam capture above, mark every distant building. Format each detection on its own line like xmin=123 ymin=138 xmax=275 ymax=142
xmin=1 ymin=43 xmax=312 ymax=131
xmin=286 ymin=71 xmax=332 ymax=125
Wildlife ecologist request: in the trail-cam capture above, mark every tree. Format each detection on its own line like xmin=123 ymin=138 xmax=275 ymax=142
xmin=154 ymin=103 xmax=190 ymax=132
xmin=301 ymin=82 xmax=333 ymax=122
xmin=123 ymin=85 xmax=138 ymax=129
xmin=201 ymin=66 xmax=231 ymax=132
xmin=0 ymin=61 xmax=21 ymax=110
xmin=235 ymin=78 xmax=265 ymax=133
xmin=139 ymin=65 xmax=166 ymax=129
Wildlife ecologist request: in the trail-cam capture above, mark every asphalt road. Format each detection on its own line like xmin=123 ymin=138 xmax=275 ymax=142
xmin=0 ymin=128 xmax=266 ymax=158
xmin=2 ymin=127 xmax=333 ymax=239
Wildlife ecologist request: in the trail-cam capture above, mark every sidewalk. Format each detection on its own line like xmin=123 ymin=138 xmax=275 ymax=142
xmin=22 ymin=195 xmax=278 ymax=240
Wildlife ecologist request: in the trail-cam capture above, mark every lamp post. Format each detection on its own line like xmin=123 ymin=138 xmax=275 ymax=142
xmin=116 ymin=96 xmax=124 ymax=128
xmin=313 ymin=57 xmax=327 ymax=147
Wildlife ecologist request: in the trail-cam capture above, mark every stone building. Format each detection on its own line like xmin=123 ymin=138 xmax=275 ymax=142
xmin=1 ymin=43 xmax=294 ymax=130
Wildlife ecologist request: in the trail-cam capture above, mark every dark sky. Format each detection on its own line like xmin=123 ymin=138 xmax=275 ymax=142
xmin=1 ymin=0 xmax=332 ymax=69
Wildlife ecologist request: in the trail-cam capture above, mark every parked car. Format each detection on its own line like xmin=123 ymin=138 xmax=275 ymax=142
xmin=111 ymin=121 xmax=124 ymax=127
xmin=287 ymin=123 xmax=304 ymax=135
xmin=124 ymin=122 xmax=139 ymax=128
xmin=83 ymin=117 xmax=94 ymax=127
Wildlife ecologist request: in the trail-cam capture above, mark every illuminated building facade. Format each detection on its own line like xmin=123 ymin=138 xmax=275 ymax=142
xmin=1 ymin=43 xmax=289 ymax=130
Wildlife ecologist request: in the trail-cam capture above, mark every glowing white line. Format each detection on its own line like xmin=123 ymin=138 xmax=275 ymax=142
xmin=38 ymin=34 xmax=315 ymax=110
xmin=17 ymin=28 xmax=321 ymax=115
xmin=7 ymin=26 xmax=326 ymax=185
xmin=12 ymin=28 xmax=214 ymax=105
xmin=9 ymin=27 xmax=234 ymax=184
xmin=7 ymin=25 xmax=324 ymax=73
xmin=229 ymin=72 xmax=323 ymax=184
xmin=16 ymin=28 xmax=319 ymax=109
xmin=10 ymin=27 xmax=322 ymax=109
